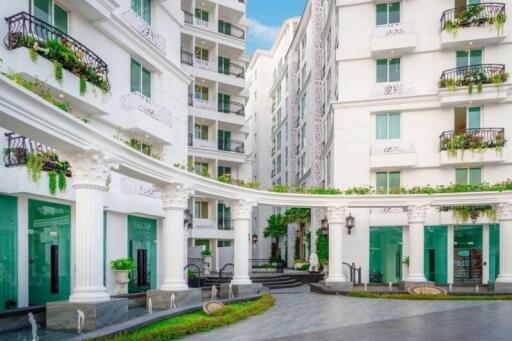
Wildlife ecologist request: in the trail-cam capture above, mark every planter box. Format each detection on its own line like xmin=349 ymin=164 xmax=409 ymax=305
xmin=440 ymin=148 xmax=506 ymax=166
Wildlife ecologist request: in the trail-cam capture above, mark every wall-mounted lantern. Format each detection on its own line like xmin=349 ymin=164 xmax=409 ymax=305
xmin=320 ymin=216 xmax=329 ymax=236
xmin=346 ymin=213 xmax=355 ymax=234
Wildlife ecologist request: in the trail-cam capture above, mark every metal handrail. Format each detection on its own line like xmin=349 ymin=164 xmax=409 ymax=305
xmin=218 ymin=101 xmax=245 ymax=116
xmin=5 ymin=11 xmax=109 ymax=88
xmin=218 ymin=139 xmax=244 ymax=153
xmin=218 ymin=20 xmax=245 ymax=40
xmin=439 ymin=128 xmax=506 ymax=151
xmin=181 ymin=49 xmax=193 ymax=66
xmin=219 ymin=61 xmax=245 ymax=78
xmin=439 ymin=64 xmax=507 ymax=88
xmin=342 ymin=262 xmax=362 ymax=284
xmin=440 ymin=3 xmax=506 ymax=31
xmin=219 ymin=263 xmax=234 ymax=278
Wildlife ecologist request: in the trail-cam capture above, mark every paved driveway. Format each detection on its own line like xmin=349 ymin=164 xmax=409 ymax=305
xmin=186 ymin=286 xmax=512 ymax=341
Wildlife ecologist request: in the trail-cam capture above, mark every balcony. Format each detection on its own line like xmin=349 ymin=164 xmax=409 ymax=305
xmin=183 ymin=11 xmax=211 ymax=31
xmin=439 ymin=128 xmax=506 ymax=165
xmin=121 ymin=9 xmax=167 ymax=54
xmin=218 ymin=219 xmax=233 ymax=230
xmin=193 ymin=218 xmax=217 ymax=230
xmin=218 ymin=21 xmax=245 ymax=40
xmin=370 ymin=140 xmax=416 ymax=169
xmin=371 ymin=82 xmax=414 ymax=98
xmin=120 ymin=92 xmax=173 ymax=144
xmin=371 ymin=22 xmax=416 ymax=57
xmin=5 ymin=12 xmax=109 ymax=91
xmin=188 ymin=94 xmax=245 ymax=119
xmin=218 ymin=140 xmax=244 ymax=154
xmin=188 ymin=135 xmax=217 ymax=150
xmin=438 ymin=64 xmax=510 ymax=105
xmin=440 ymin=3 xmax=506 ymax=49
xmin=181 ymin=49 xmax=245 ymax=79
xmin=181 ymin=49 xmax=193 ymax=66
xmin=219 ymin=62 xmax=245 ymax=79
xmin=218 ymin=101 xmax=245 ymax=116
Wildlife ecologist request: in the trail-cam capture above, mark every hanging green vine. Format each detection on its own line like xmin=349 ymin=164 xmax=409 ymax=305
xmin=440 ymin=205 xmax=497 ymax=223
xmin=79 ymin=76 xmax=87 ymax=96
xmin=29 ymin=48 xmax=38 ymax=62
xmin=53 ymin=60 xmax=63 ymax=85
xmin=48 ymin=171 xmax=57 ymax=195
xmin=26 ymin=152 xmax=45 ymax=183
xmin=58 ymin=171 xmax=67 ymax=192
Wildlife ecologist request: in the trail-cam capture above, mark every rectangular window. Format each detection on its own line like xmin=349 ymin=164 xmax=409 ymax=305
xmin=194 ymin=162 xmax=209 ymax=176
xmin=455 ymin=168 xmax=481 ymax=185
xmin=194 ymin=85 xmax=209 ymax=101
xmin=34 ymin=0 xmax=69 ymax=34
xmin=217 ymin=240 xmax=232 ymax=247
xmin=194 ymin=124 xmax=208 ymax=140
xmin=376 ymin=2 xmax=400 ymax=25
xmin=376 ymin=113 xmax=400 ymax=139
xmin=300 ymin=94 xmax=306 ymax=118
xmin=277 ymin=154 xmax=282 ymax=173
xmin=301 ymin=124 xmax=306 ymax=148
xmin=194 ymin=201 xmax=209 ymax=219
xmin=217 ymin=203 xmax=231 ymax=230
xmin=277 ymin=131 xmax=282 ymax=150
xmin=132 ymin=0 xmax=151 ymax=24
xmin=131 ymin=59 xmax=151 ymax=97
xmin=195 ymin=8 xmax=209 ymax=22
xmin=456 ymin=49 xmax=482 ymax=68
xmin=218 ymin=20 xmax=232 ymax=35
xmin=218 ymin=93 xmax=230 ymax=113
xmin=376 ymin=58 xmax=400 ymax=83
xmin=218 ymin=130 xmax=232 ymax=151
xmin=195 ymin=47 xmax=209 ymax=61
xmin=218 ymin=56 xmax=230 ymax=74
xmin=376 ymin=171 xmax=401 ymax=194
xmin=129 ymin=138 xmax=151 ymax=156
xmin=218 ymin=166 xmax=232 ymax=177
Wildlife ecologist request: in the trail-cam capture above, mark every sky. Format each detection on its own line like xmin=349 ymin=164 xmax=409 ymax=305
xmin=246 ymin=0 xmax=307 ymax=53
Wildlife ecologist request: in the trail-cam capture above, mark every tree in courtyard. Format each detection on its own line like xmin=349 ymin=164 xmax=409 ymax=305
xmin=263 ymin=213 xmax=287 ymax=260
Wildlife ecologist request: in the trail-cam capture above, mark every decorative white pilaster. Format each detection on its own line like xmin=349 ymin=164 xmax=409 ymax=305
xmin=406 ymin=204 xmax=428 ymax=283
xmin=160 ymin=183 xmax=193 ymax=291
xmin=230 ymin=200 xmax=256 ymax=285
xmin=325 ymin=206 xmax=347 ymax=283
xmin=67 ymin=151 xmax=116 ymax=303
xmin=496 ymin=203 xmax=512 ymax=283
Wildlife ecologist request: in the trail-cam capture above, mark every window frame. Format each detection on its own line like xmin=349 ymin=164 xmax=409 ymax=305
xmin=376 ymin=171 xmax=401 ymax=194
xmin=376 ymin=58 xmax=401 ymax=83
xmin=376 ymin=112 xmax=401 ymax=140
xmin=33 ymin=0 xmax=69 ymax=33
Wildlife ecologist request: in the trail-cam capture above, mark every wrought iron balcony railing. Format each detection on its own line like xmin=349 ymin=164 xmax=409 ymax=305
xmin=439 ymin=128 xmax=506 ymax=151
xmin=219 ymin=62 xmax=245 ymax=78
xmin=183 ymin=10 xmax=194 ymax=25
xmin=5 ymin=12 xmax=109 ymax=90
xmin=4 ymin=132 xmax=71 ymax=176
xmin=181 ymin=49 xmax=193 ymax=66
xmin=439 ymin=64 xmax=508 ymax=89
xmin=218 ymin=140 xmax=244 ymax=153
xmin=218 ymin=101 xmax=245 ymax=116
xmin=441 ymin=3 xmax=506 ymax=31
xmin=218 ymin=21 xmax=245 ymax=40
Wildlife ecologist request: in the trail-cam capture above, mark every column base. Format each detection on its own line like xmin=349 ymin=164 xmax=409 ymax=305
xmin=220 ymin=283 xmax=263 ymax=298
xmin=320 ymin=280 xmax=353 ymax=291
xmin=46 ymin=298 xmax=128 ymax=331
xmin=160 ymin=281 xmax=189 ymax=291
xmin=69 ymin=287 xmax=110 ymax=303
xmin=146 ymin=289 xmax=201 ymax=310
xmin=230 ymin=276 xmax=252 ymax=285
xmin=490 ymin=281 xmax=512 ymax=293
xmin=401 ymin=280 xmax=434 ymax=291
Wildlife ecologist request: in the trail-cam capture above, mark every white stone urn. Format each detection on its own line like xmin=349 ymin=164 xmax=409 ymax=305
xmin=203 ymin=255 xmax=213 ymax=276
xmin=113 ymin=270 xmax=130 ymax=295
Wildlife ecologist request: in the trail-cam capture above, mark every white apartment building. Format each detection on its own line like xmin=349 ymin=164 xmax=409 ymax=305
xmin=0 ymin=0 xmax=249 ymax=311
xmin=179 ymin=0 xmax=251 ymax=267
xmin=250 ymin=0 xmax=512 ymax=285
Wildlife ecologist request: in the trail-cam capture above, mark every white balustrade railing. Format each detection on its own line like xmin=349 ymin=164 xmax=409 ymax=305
xmin=371 ymin=141 xmax=415 ymax=155
xmin=371 ymin=82 xmax=414 ymax=97
xmin=193 ymin=218 xmax=216 ymax=230
xmin=373 ymin=22 xmax=414 ymax=38
xmin=195 ymin=18 xmax=210 ymax=29
xmin=193 ymin=98 xmax=217 ymax=111
xmin=192 ymin=138 xmax=217 ymax=150
xmin=121 ymin=178 xmax=160 ymax=198
xmin=122 ymin=10 xmax=167 ymax=54
xmin=121 ymin=92 xmax=173 ymax=127
xmin=195 ymin=58 xmax=214 ymax=71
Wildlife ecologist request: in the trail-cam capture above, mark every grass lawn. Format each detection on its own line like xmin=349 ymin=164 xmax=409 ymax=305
xmin=94 ymin=293 xmax=275 ymax=341
xmin=349 ymin=291 xmax=512 ymax=300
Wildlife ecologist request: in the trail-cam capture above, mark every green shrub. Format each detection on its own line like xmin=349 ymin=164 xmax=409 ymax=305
xmin=111 ymin=258 xmax=135 ymax=271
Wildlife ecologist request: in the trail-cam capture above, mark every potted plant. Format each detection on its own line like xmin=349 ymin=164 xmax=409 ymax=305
xmin=111 ymin=258 xmax=135 ymax=295
xmin=201 ymin=249 xmax=213 ymax=275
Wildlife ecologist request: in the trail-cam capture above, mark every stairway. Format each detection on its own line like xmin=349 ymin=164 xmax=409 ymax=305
xmin=204 ymin=274 xmax=303 ymax=290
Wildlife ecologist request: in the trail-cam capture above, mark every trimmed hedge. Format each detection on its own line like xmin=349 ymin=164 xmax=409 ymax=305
xmin=95 ymin=294 xmax=275 ymax=340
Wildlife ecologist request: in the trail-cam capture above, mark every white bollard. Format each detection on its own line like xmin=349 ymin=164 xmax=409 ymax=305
xmin=364 ymin=283 xmax=368 ymax=292
xmin=388 ymin=282 xmax=393 ymax=292
xmin=77 ymin=310 xmax=85 ymax=334
xmin=147 ymin=298 xmax=153 ymax=314
xmin=170 ymin=293 xmax=177 ymax=310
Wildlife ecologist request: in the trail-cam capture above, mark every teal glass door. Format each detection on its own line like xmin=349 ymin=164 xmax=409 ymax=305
xmin=28 ymin=200 xmax=71 ymax=305
xmin=128 ymin=216 xmax=157 ymax=293
xmin=489 ymin=224 xmax=500 ymax=282
xmin=424 ymin=226 xmax=448 ymax=283
xmin=454 ymin=225 xmax=483 ymax=284
xmin=0 ymin=195 xmax=17 ymax=311
xmin=369 ymin=227 xmax=403 ymax=283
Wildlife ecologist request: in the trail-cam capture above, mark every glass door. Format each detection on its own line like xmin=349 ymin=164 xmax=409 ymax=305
xmin=424 ymin=226 xmax=448 ymax=283
xmin=369 ymin=227 xmax=403 ymax=283
xmin=128 ymin=216 xmax=157 ymax=293
xmin=28 ymin=200 xmax=71 ymax=305
xmin=454 ymin=225 xmax=483 ymax=284
xmin=0 ymin=195 xmax=17 ymax=311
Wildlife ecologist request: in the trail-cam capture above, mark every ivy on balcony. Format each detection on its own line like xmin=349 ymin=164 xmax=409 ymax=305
xmin=440 ymin=128 xmax=506 ymax=159
xmin=5 ymin=12 xmax=110 ymax=94
xmin=438 ymin=64 xmax=508 ymax=94
xmin=441 ymin=3 xmax=506 ymax=35
xmin=217 ymin=174 xmax=260 ymax=189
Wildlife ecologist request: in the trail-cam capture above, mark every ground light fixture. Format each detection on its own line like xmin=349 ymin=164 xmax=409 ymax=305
xmin=346 ymin=213 xmax=355 ymax=234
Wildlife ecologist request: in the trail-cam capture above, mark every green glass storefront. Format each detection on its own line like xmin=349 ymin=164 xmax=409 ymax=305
xmin=424 ymin=226 xmax=448 ymax=284
xmin=0 ymin=195 xmax=17 ymax=312
xmin=369 ymin=227 xmax=403 ymax=283
xmin=28 ymin=199 xmax=71 ymax=305
xmin=127 ymin=215 xmax=157 ymax=293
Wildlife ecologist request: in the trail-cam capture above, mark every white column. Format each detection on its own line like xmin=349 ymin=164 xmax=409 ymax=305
xmin=406 ymin=205 xmax=428 ymax=283
xmin=160 ymin=183 xmax=193 ymax=291
xmin=230 ymin=200 xmax=256 ymax=285
xmin=496 ymin=203 xmax=512 ymax=283
xmin=325 ymin=206 xmax=347 ymax=283
xmin=483 ymin=224 xmax=490 ymax=284
xmin=68 ymin=151 xmax=115 ymax=303
xmin=447 ymin=225 xmax=455 ymax=284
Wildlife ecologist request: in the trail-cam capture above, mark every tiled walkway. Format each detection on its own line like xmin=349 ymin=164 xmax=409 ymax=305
xmin=187 ymin=285 xmax=511 ymax=341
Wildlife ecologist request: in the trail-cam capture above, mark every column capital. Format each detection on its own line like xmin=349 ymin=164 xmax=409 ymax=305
xmin=496 ymin=202 xmax=512 ymax=221
xmin=326 ymin=206 xmax=347 ymax=224
xmin=407 ymin=204 xmax=429 ymax=224
xmin=229 ymin=200 xmax=257 ymax=220
xmin=160 ymin=183 xmax=194 ymax=210
xmin=63 ymin=150 xmax=117 ymax=190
